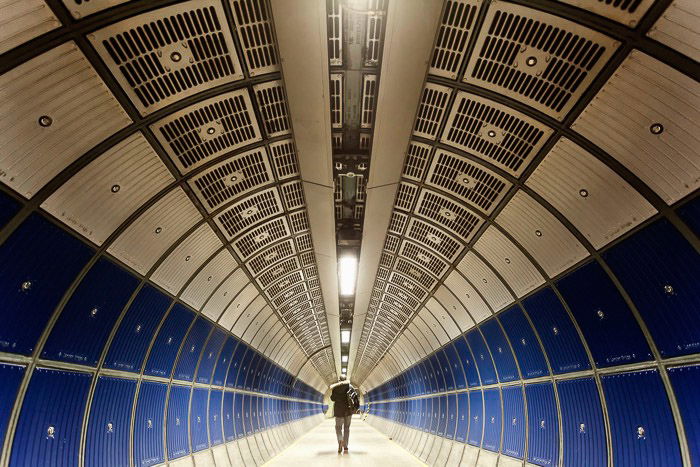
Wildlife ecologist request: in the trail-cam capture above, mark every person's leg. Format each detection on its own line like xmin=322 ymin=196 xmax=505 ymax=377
xmin=343 ymin=414 xmax=352 ymax=450
xmin=335 ymin=417 xmax=343 ymax=452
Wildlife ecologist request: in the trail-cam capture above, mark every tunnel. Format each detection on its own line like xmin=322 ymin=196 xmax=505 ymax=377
xmin=0 ymin=0 xmax=698 ymax=466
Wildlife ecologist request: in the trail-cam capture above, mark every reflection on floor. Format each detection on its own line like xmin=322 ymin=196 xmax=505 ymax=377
xmin=263 ymin=415 xmax=426 ymax=467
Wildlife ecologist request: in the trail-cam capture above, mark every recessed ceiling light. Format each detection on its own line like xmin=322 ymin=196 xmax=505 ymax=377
xmin=526 ymin=56 xmax=537 ymax=67
xmin=111 ymin=184 xmax=121 ymax=193
xmin=649 ymin=123 xmax=664 ymax=135
xmin=38 ymin=115 xmax=53 ymax=127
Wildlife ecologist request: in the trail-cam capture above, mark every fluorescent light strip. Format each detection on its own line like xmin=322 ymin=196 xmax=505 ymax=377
xmin=338 ymin=254 xmax=358 ymax=296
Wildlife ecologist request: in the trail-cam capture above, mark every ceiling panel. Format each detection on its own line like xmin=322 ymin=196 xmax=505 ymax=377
xmin=42 ymin=132 xmax=173 ymax=245
xmin=526 ymin=137 xmax=657 ymax=249
xmin=474 ymin=226 xmax=545 ymax=297
xmin=0 ymin=0 xmax=59 ymax=54
xmin=648 ymin=0 xmax=700 ymax=62
xmin=108 ymin=187 xmax=201 ymax=275
xmin=441 ymin=273 xmax=491 ymax=324
xmin=573 ymin=50 xmax=700 ymax=204
xmin=496 ymin=190 xmax=589 ymax=277
xmin=89 ymin=0 xmax=244 ymax=115
xmin=151 ymin=223 xmax=222 ymax=295
xmin=0 ymin=41 xmax=131 ymax=198
xmin=464 ymin=2 xmax=619 ymax=120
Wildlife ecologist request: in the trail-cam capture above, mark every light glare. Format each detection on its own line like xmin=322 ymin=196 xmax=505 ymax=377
xmin=342 ymin=355 xmax=348 ymax=363
xmin=341 ymin=330 xmax=351 ymax=343
xmin=338 ymin=255 xmax=358 ymax=296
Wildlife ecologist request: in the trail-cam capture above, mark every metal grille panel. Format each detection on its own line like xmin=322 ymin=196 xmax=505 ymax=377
xmin=361 ymin=74 xmax=378 ymax=128
xmin=231 ymin=216 xmax=290 ymax=259
xmin=441 ymin=92 xmax=554 ymax=176
xmin=429 ymin=0 xmax=480 ymax=79
xmin=399 ymin=241 xmax=449 ymax=278
xmin=425 ymin=149 xmax=511 ymax=214
xmin=413 ymin=83 xmax=452 ymax=140
xmin=230 ymin=0 xmax=279 ymax=76
xmin=152 ymin=89 xmax=260 ymax=174
xmin=405 ymin=217 xmax=464 ymax=261
xmin=90 ymin=1 xmax=243 ymax=114
xmin=269 ymin=139 xmax=300 ymax=180
xmin=214 ymin=188 xmax=283 ymax=239
xmin=189 ymin=147 xmax=274 ymax=212
xmin=330 ymin=73 xmax=343 ymax=128
xmin=245 ymin=239 xmax=296 ymax=276
xmin=403 ymin=142 xmax=433 ymax=182
xmin=414 ymin=189 xmax=483 ymax=241
xmin=254 ymin=81 xmax=291 ymax=137
xmin=465 ymin=2 xmax=619 ymax=120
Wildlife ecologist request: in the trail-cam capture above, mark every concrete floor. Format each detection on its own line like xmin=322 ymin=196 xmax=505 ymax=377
xmin=263 ymin=415 xmax=426 ymax=467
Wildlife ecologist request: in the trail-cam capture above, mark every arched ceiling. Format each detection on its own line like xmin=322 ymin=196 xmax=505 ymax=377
xmin=344 ymin=0 xmax=700 ymax=389
xmin=0 ymin=0 xmax=339 ymax=390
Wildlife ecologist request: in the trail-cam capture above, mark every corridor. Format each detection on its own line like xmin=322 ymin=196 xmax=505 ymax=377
xmin=265 ymin=415 xmax=424 ymax=467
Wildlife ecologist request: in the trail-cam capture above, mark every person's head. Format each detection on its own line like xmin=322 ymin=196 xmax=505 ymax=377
xmin=338 ymin=375 xmax=346 ymax=382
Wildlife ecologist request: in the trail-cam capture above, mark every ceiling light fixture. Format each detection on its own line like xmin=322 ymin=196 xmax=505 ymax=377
xmin=338 ymin=254 xmax=358 ymax=296
xmin=342 ymin=355 xmax=348 ymax=363
xmin=341 ymin=330 xmax=351 ymax=344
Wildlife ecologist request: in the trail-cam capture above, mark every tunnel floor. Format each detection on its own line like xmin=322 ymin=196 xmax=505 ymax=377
xmin=264 ymin=415 xmax=424 ymax=467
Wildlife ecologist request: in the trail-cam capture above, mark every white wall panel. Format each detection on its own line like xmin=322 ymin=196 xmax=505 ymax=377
xmin=0 ymin=42 xmax=131 ymax=198
xmin=573 ymin=50 xmax=700 ymax=204
xmin=437 ymin=278 xmax=488 ymax=326
xmin=232 ymin=296 xmax=267 ymax=337
xmin=180 ymin=249 xmax=238 ymax=310
xmin=527 ymin=137 xmax=656 ymax=249
xmin=108 ymin=188 xmax=201 ymax=275
xmin=474 ymin=226 xmax=545 ymax=297
xmin=43 ymin=132 xmax=173 ymax=245
xmin=425 ymin=297 xmax=461 ymax=339
xmin=415 ymin=310 xmax=447 ymax=348
xmin=201 ymin=268 xmax=247 ymax=322
xmin=496 ymin=190 xmax=589 ymax=276
xmin=456 ymin=252 xmax=514 ymax=312
xmin=151 ymin=223 xmax=222 ymax=295
xmin=218 ymin=283 xmax=258 ymax=331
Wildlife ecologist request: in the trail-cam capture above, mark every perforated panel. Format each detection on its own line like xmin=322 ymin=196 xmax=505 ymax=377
xmin=108 ymin=188 xmax=202 ymax=275
xmin=496 ymin=190 xmax=589 ymax=277
xmin=189 ymin=147 xmax=274 ymax=212
xmin=151 ymin=223 xmax=222 ymax=295
xmin=0 ymin=0 xmax=59 ymax=54
xmin=413 ymin=84 xmax=452 ymax=140
xmin=0 ymin=42 xmax=131 ymax=198
xmin=232 ymin=216 xmax=291 ymax=259
xmin=214 ymin=188 xmax=284 ymax=239
xmin=90 ymin=1 xmax=243 ymax=115
xmin=414 ymin=189 xmax=484 ymax=241
xmin=527 ymin=137 xmax=657 ymax=249
xmin=474 ymin=226 xmax=544 ymax=297
xmin=441 ymin=92 xmax=554 ymax=176
xmin=330 ymin=73 xmax=343 ymax=128
xmin=425 ymin=150 xmax=511 ymax=215
xmin=648 ymin=0 xmax=700 ymax=62
xmin=573 ymin=50 xmax=700 ymax=204
xmin=181 ymin=249 xmax=238 ymax=310
xmin=429 ymin=0 xmax=480 ymax=79
xmin=465 ymin=2 xmax=618 ymax=120
xmin=253 ymin=81 xmax=291 ymax=137
xmin=558 ymin=0 xmax=654 ymax=25
xmin=399 ymin=241 xmax=449 ymax=278
xmin=405 ymin=217 xmax=464 ymax=262
xmin=230 ymin=0 xmax=279 ymax=76
xmin=246 ymin=239 xmax=296 ymax=276
xmin=269 ymin=139 xmax=300 ymax=180
xmin=152 ymin=89 xmax=261 ymax=174
xmin=361 ymin=74 xmax=378 ymax=128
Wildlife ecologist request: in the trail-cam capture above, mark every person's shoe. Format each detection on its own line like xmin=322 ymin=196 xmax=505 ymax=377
xmin=343 ymin=445 xmax=348 ymax=453
xmin=338 ymin=441 xmax=343 ymax=453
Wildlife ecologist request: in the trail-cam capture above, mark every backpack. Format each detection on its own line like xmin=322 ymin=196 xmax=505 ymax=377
xmin=346 ymin=385 xmax=359 ymax=413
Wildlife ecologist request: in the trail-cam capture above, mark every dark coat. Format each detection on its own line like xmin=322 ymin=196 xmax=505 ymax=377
xmin=330 ymin=381 xmax=355 ymax=417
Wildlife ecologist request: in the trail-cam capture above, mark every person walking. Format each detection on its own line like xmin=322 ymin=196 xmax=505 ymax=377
xmin=330 ymin=375 xmax=359 ymax=453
